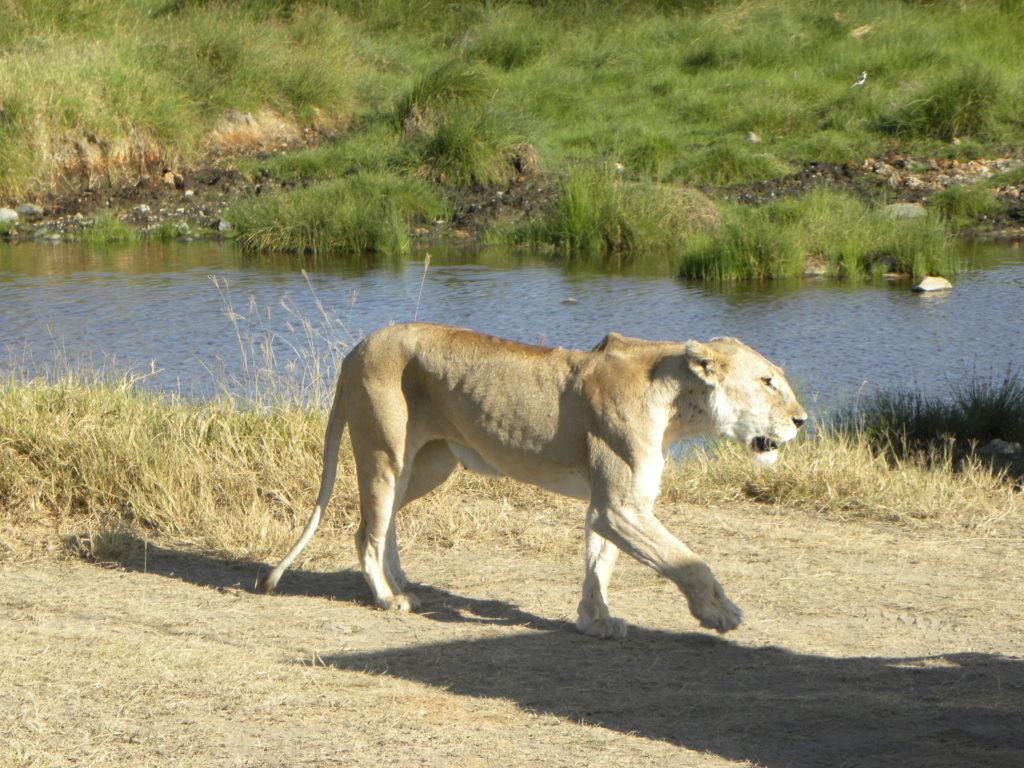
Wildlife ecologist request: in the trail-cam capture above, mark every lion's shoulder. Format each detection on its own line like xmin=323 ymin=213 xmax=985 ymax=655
xmin=591 ymin=331 xmax=680 ymax=354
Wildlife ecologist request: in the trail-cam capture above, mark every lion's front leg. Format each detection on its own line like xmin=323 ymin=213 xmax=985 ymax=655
xmin=588 ymin=503 xmax=743 ymax=634
xmin=576 ymin=512 xmax=628 ymax=639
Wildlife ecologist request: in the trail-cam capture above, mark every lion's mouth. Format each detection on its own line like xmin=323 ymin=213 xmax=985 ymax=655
xmin=750 ymin=436 xmax=779 ymax=454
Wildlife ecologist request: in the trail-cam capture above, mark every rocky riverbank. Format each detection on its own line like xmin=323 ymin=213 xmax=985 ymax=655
xmin=2 ymin=150 xmax=1022 ymax=247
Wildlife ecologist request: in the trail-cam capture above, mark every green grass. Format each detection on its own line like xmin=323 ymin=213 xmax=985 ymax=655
xmin=146 ymin=220 xmax=186 ymax=242
xmin=676 ymin=190 xmax=956 ymax=281
xmin=227 ymin=172 xmax=446 ymax=257
xmin=929 ymin=184 xmax=1008 ymax=229
xmin=496 ymin=181 xmax=955 ymax=280
xmin=399 ymin=107 xmax=520 ymax=187
xmin=0 ymin=0 xmax=357 ymax=195
xmin=494 ymin=163 xmax=720 ymax=268
xmin=879 ymin=64 xmax=1003 ymax=142
xmin=74 ymin=210 xmax=139 ymax=245
xmin=2 ymin=0 xmax=1023 ymax=266
xmin=5 ymin=0 xmax=1024 ymax=196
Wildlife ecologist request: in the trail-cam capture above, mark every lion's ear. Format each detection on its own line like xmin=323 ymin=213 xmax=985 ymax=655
xmin=684 ymin=340 xmax=721 ymax=385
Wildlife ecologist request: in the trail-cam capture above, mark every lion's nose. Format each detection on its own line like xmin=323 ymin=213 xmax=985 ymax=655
xmin=793 ymin=416 xmax=807 ymax=429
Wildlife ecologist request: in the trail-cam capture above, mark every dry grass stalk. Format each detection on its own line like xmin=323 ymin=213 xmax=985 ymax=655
xmin=662 ymin=435 xmax=1022 ymax=534
xmin=2 ymin=375 xmax=1020 ymax=572
xmin=204 ymin=110 xmax=305 ymax=155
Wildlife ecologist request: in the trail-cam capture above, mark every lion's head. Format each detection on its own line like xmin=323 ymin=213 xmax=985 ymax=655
xmin=685 ymin=337 xmax=807 ymax=467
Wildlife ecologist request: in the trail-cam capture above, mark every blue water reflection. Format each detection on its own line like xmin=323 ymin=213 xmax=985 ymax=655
xmin=1 ymin=239 xmax=1021 ymax=414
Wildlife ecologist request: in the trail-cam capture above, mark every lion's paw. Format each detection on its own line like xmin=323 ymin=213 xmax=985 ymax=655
xmin=378 ymin=592 xmax=420 ymax=612
xmin=690 ymin=586 xmax=743 ymax=634
xmin=576 ymin=614 xmax=629 ymax=640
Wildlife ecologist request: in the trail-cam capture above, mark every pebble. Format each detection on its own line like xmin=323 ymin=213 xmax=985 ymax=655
xmin=0 ymin=208 xmax=17 ymax=224
xmin=16 ymin=203 xmax=43 ymax=216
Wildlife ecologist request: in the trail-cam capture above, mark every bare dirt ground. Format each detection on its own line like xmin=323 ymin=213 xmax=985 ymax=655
xmin=2 ymin=500 xmax=1022 ymax=768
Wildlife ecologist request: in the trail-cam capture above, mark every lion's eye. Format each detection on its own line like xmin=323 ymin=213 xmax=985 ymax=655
xmin=761 ymin=376 xmax=774 ymax=389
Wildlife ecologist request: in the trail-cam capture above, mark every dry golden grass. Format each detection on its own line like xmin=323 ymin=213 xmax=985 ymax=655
xmin=3 ymin=375 xmax=1023 ymax=768
xmin=2 ymin=374 xmax=1020 ymax=571
xmin=664 ymin=434 xmax=1022 ymax=534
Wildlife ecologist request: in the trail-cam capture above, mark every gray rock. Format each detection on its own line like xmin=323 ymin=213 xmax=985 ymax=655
xmin=134 ymin=204 xmax=151 ymax=215
xmin=912 ymin=275 xmax=953 ymax=292
xmin=885 ymin=202 xmax=927 ymax=219
xmin=977 ymin=439 xmax=1021 ymax=458
xmin=0 ymin=208 xmax=17 ymax=224
xmin=16 ymin=203 xmax=43 ymax=216
xmin=217 ymin=218 xmax=232 ymax=233
xmin=803 ymin=259 xmax=828 ymax=277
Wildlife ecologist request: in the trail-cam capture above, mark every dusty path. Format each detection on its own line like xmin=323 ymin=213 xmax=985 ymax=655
xmin=3 ymin=502 xmax=1022 ymax=768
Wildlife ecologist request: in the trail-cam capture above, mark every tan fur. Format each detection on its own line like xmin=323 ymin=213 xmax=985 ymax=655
xmin=259 ymin=323 xmax=807 ymax=637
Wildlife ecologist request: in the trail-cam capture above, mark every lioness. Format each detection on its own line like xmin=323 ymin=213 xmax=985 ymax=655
xmin=259 ymin=323 xmax=806 ymax=637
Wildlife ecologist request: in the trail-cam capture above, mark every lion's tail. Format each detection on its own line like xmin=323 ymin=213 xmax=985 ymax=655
xmin=257 ymin=378 xmax=347 ymax=594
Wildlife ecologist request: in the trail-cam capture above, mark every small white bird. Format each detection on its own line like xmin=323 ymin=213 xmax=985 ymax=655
xmin=850 ymin=71 xmax=868 ymax=88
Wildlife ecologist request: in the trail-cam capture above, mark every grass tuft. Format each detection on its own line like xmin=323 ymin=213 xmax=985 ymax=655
xmin=2 ymin=371 xmax=1019 ymax=562
xmin=498 ymin=163 xmax=720 ymax=267
xmin=847 ymin=375 xmax=1024 ymax=459
xmin=227 ymin=172 xmax=446 ymax=257
xmin=393 ymin=59 xmax=492 ymax=134
xmin=928 ymin=185 xmax=1007 ymax=228
xmin=882 ymin=65 xmax=1002 ymax=141
xmin=676 ymin=190 xmax=955 ymax=281
xmin=75 ymin=210 xmax=139 ymax=245
xmin=401 ymin=109 xmax=519 ymax=187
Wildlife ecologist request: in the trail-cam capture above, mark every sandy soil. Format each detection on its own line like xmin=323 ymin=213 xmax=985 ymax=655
xmin=2 ymin=501 xmax=1022 ymax=768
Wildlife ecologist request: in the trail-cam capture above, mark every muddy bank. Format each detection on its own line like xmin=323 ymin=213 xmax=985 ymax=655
xmin=2 ymin=151 xmax=1023 ymax=247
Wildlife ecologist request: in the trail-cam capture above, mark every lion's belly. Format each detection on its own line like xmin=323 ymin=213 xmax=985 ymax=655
xmin=445 ymin=441 xmax=591 ymax=501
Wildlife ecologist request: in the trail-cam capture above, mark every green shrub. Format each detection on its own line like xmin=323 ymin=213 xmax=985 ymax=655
xmin=498 ymin=164 xmax=720 ymax=266
xmin=849 ymin=375 xmax=1024 ymax=458
xmin=677 ymin=190 xmax=955 ymax=281
xmin=882 ymin=65 xmax=1001 ymax=141
xmin=929 ymin=185 xmax=1007 ymax=228
xmin=227 ymin=173 xmax=446 ymax=257
xmin=401 ymin=110 xmax=518 ymax=187
xmin=76 ymin=211 xmax=138 ymax=245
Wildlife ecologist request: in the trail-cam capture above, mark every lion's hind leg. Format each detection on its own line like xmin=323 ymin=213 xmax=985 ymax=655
xmin=383 ymin=440 xmax=459 ymax=593
xmin=355 ymin=451 xmax=418 ymax=612
xmin=356 ymin=440 xmax=459 ymax=612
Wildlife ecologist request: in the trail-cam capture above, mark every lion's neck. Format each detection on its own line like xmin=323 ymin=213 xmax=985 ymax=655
xmin=650 ymin=375 xmax=715 ymax=446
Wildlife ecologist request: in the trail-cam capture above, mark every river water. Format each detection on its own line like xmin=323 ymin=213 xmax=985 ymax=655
xmin=1 ymin=239 xmax=1022 ymax=415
